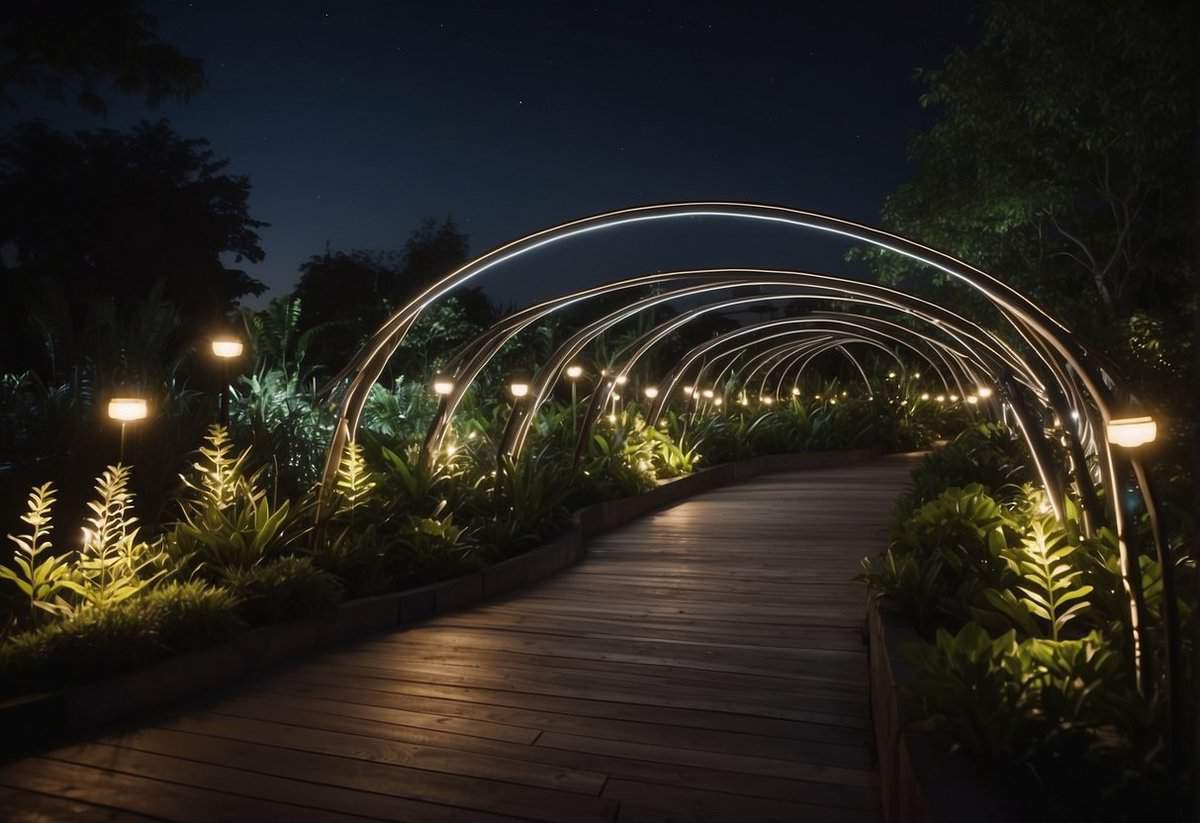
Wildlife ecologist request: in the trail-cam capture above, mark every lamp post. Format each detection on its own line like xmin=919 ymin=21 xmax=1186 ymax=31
xmin=1107 ymin=413 xmax=1180 ymax=773
xmin=210 ymin=336 xmax=244 ymax=426
xmin=108 ymin=397 xmax=148 ymax=462
xmin=566 ymin=364 xmax=583 ymax=435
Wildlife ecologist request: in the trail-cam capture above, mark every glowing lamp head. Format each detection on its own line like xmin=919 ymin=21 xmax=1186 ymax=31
xmin=713 ymin=397 xmax=723 ymax=407
xmin=701 ymin=389 xmax=714 ymax=399
xmin=887 ymin=371 xmax=896 ymax=379
xmin=210 ymin=338 xmax=243 ymax=359
xmin=935 ymin=395 xmax=946 ymax=403
xmin=606 ymin=413 xmax=617 ymax=424
xmin=682 ymin=386 xmax=693 ymax=396
xmin=565 ymin=365 xmax=583 ymax=380
xmin=966 ymin=395 xmax=979 ymax=405
xmin=913 ymin=372 xmax=921 ymax=379
xmin=614 ymin=374 xmax=628 ymax=386
xmin=108 ymin=397 xmax=148 ymax=422
xmin=643 ymin=386 xmax=659 ymax=399
xmin=432 ymin=377 xmax=454 ymax=396
xmin=791 ymin=386 xmax=800 ymax=396
xmin=760 ymin=395 xmax=774 ymax=405
xmin=949 ymin=394 xmax=959 ymax=402
xmin=508 ymin=381 xmax=530 ymax=399
xmin=977 ymin=386 xmax=993 ymax=399
xmin=1106 ymin=416 xmax=1157 ymax=449
xmin=920 ymin=393 xmax=930 ymax=401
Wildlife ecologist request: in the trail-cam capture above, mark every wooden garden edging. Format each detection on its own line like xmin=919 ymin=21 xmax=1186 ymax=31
xmin=867 ymin=599 xmax=1023 ymax=823
xmin=0 ymin=448 xmax=878 ymax=758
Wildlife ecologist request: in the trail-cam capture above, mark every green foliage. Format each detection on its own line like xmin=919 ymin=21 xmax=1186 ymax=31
xmin=334 ymin=440 xmax=377 ymax=515
xmin=997 ymin=516 xmax=1092 ymax=640
xmin=0 ymin=582 xmax=242 ymax=696
xmin=224 ymin=556 xmax=343 ymax=625
xmin=902 ymin=423 xmax=1028 ymax=513
xmin=75 ymin=465 xmax=167 ymax=608
xmin=0 ymin=483 xmax=76 ymax=621
xmin=168 ymin=426 xmax=304 ymax=577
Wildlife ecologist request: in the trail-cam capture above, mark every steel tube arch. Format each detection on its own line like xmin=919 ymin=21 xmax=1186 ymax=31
xmin=320 ymin=201 xmax=1157 ymax=692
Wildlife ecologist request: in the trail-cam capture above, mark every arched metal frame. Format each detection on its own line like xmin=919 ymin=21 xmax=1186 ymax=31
xmin=320 ymin=201 xmax=1171 ymax=699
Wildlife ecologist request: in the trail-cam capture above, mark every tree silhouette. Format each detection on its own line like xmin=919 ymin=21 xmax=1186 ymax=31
xmin=0 ymin=119 xmax=266 ymax=375
xmin=0 ymin=0 xmax=204 ymax=114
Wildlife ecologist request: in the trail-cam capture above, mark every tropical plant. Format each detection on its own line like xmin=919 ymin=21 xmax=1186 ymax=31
xmin=74 ymin=465 xmax=168 ymax=608
xmin=0 ymin=483 xmax=76 ymax=621
xmin=168 ymin=426 xmax=304 ymax=576
xmin=993 ymin=515 xmax=1092 ymax=640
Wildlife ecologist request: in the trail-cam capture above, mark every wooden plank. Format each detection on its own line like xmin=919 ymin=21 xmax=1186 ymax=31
xmin=0 ymin=758 xmax=369 ymax=823
xmin=0 ymin=785 xmax=159 ymax=823
xmin=0 ymin=456 xmax=916 ymax=821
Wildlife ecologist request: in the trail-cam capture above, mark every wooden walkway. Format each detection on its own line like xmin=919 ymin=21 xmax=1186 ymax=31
xmin=0 ymin=456 xmax=915 ymax=822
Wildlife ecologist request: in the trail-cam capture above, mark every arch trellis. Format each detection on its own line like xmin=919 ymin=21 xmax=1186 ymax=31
xmin=318 ymin=201 xmax=1172 ymax=713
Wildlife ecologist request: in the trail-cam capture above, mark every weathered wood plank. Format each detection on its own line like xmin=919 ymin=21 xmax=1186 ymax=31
xmin=0 ymin=456 xmax=914 ymax=821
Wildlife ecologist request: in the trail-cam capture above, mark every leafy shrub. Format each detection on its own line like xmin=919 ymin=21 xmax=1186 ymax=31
xmin=0 ymin=582 xmax=242 ymax=695
xmin=224 ymin=556 xmax=343 ymax=625
xmin=167 ymin=426 xmax=306 ymax=578
xmin=902 ymin=423 xmax=1028 ymax=513
xmin=0 ymin=482 xmax=77 ymax=622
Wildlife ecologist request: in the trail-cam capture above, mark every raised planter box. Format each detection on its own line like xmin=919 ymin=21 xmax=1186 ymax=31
xmin=867 ymin=599 xmax=1022 ymax=823
xmin=0 ymin=448 xmax=879 ymax=759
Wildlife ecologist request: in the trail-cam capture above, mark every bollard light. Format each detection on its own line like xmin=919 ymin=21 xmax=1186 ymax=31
xmin=1106 ymin=416 xmax=1157 ymax=448
xmin=509 ymin=381 xmax=530 ymax=399
xmin=108 ymin=398 xmax=148 ymax=421
xmin=644 ymin=386 xmax=659 ymax=399
xmin=210 ymin=338 xmax=243 ymax=359
xmin=565 ymin=364 xmax=583 ymax=380
xmin=791 ymin=386 xmax=800 ymax=396
xmin=432 ymin=376 xmax=454 ymax=396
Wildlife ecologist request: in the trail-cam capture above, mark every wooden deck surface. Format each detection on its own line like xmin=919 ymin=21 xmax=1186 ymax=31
xmin=0 ymin=455 xmax=916 ymax=822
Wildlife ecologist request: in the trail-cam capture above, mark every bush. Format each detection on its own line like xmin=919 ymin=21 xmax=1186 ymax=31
xmin=224 ymin=556 xmax=343 ymax=625
xmin=0 ymin=582 xmax=242 ymax=696
xmin=902 ymin=423 xmax=1029 ymax=513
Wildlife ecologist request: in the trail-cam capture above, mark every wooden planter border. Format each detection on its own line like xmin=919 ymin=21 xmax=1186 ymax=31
xmin=867 ymin=599 xmax=1022 ymax=823
xmin=0 ymin=448 xmax=878 ymax=757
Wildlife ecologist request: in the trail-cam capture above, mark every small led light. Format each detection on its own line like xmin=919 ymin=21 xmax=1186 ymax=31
xmin=432 ymin=377 xmax=454 ymax=396
xmin=791 ymin=386 xmax=800 ymax=396
xmin=644 ymin=386 xmax=659 ymax=399
xmin=760 ymin=396 xmax=774 ymax=405
xmin=615 ymin=374 xmax=628 ymax=386
xmin=682 ymin=386 xmax=693 ymax=396
xmin=920 ymin=393 xmax=930 ymax=401
xmin=702 ymin=389 xmax=714 ymax=399
xmin=565 ymin=365 xmax=583 ymax=379
xmin=713 ymin=397 xmax=723 ymax=407
xmin=606 ymin=413 xmax=617 ymax=424
xmin=509 ymin=382 xmax=530 ymax=399
xmin=936 ymin=395 xmax=946 ymax=403
xmin=977 ymin=386 xmax=993 ymax=398
xmin=966 ymin=395 xmax=979 ymax=405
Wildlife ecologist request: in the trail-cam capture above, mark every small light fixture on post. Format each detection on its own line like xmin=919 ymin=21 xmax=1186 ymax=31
xmin=108 ymin=397 xmax=148 ymax=462
xmin=508 ymin=379 xmax=530 ymax=400
xmin=210 ymin=335 xmax=243 ymax=425
xmin=977 ymin=386 xmax=993 ymax=399
xmin=432 ymin=375 xmax=455 ymax=396
xmin=1106 ymin=416 xmax=1157 ymax=449
xmin=565 ymin=364 xmax=584 ymax=435
xmin=643 ymin=386 xmax=659 ymax=400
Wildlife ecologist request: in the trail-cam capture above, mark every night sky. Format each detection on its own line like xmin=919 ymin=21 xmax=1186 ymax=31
xmin=20 ymin=0 xmax=974 ymax=306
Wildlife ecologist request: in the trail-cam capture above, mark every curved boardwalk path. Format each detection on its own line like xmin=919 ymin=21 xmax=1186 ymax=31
xmin=0 ymin=456 xmax=915 ymax=822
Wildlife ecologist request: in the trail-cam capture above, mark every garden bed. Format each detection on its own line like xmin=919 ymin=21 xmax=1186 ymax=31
xmin=867 ymin=598 xmax=1023 ymax=823
xmin=0 ymin=447 xmax=878 ymax=758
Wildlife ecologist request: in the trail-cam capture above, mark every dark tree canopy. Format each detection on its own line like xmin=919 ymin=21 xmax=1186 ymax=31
xmin=292 ymin=217 xmax=494 ymax=370
xmin=0 ymin=119 xmax=267 ymax=374
xmin=859 ymin=0 xmax=1195 ymax=333
xmin=0 ymin=0 xmax=204 ymax=114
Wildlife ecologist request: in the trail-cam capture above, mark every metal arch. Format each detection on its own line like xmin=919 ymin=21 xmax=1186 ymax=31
xmin=772 ymin=339 xmax=904 ymax=400
xmin=319 ymin=201 xmax=1158 ymax=694
xmin=772 ymin=338 xmax=908 ymax=400
xmin=507 ymin=293 xmax=998 ymax=459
